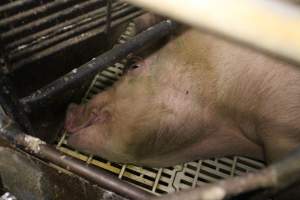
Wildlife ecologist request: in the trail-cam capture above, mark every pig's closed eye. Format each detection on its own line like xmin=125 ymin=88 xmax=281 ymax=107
xmin=131 ymin=64 xmax=139 ymax=69
xmin=128 ymin=55 xmax=145 ymax=70
xmin=97 ymin=109 xmax=112 ymax=123
xmin=91 ymin=108 xmax=98 ymax=117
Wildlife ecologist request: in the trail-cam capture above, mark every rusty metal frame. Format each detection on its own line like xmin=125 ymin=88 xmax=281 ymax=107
xmin=154 ymin=148 xmax=300 ymax=200
xmin=0 ymin=73 xmax=34 ymax=135
xmin=0 ymin=108 xmax=153 ymax=200
xmin=1 ymin=0 xmax=300 ymax=199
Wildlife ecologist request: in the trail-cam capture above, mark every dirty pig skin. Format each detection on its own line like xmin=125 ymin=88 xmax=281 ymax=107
xmin=65 ymin=15 xmax=300 ymax=168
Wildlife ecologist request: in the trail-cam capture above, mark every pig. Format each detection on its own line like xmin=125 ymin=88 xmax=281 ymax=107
xmin=65 ymin=15 xmax=300 ymax=167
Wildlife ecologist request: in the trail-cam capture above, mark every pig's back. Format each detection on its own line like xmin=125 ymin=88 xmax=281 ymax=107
xmin=154 ymin=29 xmax=300 ymax=162
xmin=200 ymin=30 xmax=300 ymax=161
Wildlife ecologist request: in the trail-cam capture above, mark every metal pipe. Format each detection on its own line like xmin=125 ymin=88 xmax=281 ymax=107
xmin=105 ymin=0 xmax=112 ymax=34
xmin=20 ymin=19 xmax=176 ymax=108
xmin=40 ymin=145 xmax=152 ymax=200
xmin=0 ymin=0 xmax=77 ymax=28
xmin=0 ymin=73 xmax=34 ymax=135
xmin=0 ymin=0 xmax=36 ymax=14
xmin=1 ymin=0 xmax=105 ymax=42
xmin=12 ymin=9 xmax=144 ymax=71
xmin=8 ymin=5 xmax=137 ymax=62
xmin=5 ymin=1 xmax=126 ymax=51
xmin=153 ymin=147 xmax=300 ymax=200
xmin=125 ymin=0 xmax=300 ymax=65
xmin=0 ymin=110 xmax=152 ymax=200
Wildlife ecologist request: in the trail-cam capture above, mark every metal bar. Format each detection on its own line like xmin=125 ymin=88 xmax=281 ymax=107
xmin=11 ymin=9 xmax=144 ymax=71
xmin=1 ymin=0 xmax=105 ymax=42
xmin=0 ymin=111 xmax=152 ymax=200
xmin=153 ymin=148 xmax=300 ymax=200
xmin=40 ymin=145 xmax=152 ymax=200
xmin=105 ymin=0 xmax=112 ymax=34
xmin=5 ymin=2 xmax=125 ymax=51
xmin=125 ymin=0 xmax=300 ymax=65
xmin=0 ymin=0 xmax=77 ymax=28
xmin=0 ymin=0 xmax=36 ymax=14
xmin=0 ymin=73 xmax=34 ymax=135
xmin=8 ymin=4 xmax=135 ymax=62
xmin=20 ymin=19 xmax=176 ymax=108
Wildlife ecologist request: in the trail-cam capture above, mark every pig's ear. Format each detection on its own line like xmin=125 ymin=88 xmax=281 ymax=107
xmin=67 ymin=103 xmax=81 ymax=115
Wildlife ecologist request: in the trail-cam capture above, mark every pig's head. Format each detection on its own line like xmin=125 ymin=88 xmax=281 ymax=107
xmin=64 ymin=87 xmax=142 ymax=164
xmin=64 ymin=14 xmax=198 ymax=166
xmin=65 ymin=68 xmax=164 ymax=164
xmin=64 ymin=60 xmax=205 ymax=167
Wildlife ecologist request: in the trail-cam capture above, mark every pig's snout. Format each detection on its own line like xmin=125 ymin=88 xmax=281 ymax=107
xmin=65 ymin=103 xmax=84 ymax=133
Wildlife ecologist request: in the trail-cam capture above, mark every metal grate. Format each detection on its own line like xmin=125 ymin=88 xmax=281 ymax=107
xmin=0 ymin=0 xmax=142 ymax=72
xmin=55 ymin=20 xmax=265 ymax=195
xmin=56 ymin=140 xmax=264 ymax=195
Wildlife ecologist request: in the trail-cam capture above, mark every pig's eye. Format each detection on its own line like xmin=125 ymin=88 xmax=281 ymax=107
xmin=99 ymin=109 xmax=112 ymax=123
xmin=131 ymin=64 xmax=139 ymax=69
xmin=91 ymin=108 xmax=99 ymax=116
xmin=128 ymin=55 xmax=145 ymax=70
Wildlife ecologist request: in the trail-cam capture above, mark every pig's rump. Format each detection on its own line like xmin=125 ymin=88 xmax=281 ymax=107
xmin=64 ymin=18 xmax=300 ymax=167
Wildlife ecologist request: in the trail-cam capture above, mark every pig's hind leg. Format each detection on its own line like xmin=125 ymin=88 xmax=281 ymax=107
xmin=261 ymin=125 xmax=300 ymax=163
xmin=259 ymin=100 xmax=300 ymax=163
